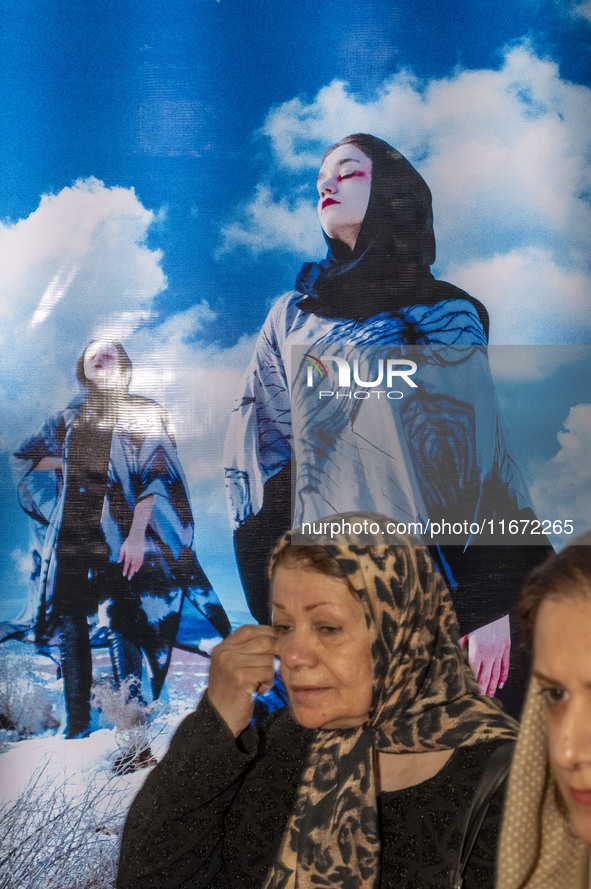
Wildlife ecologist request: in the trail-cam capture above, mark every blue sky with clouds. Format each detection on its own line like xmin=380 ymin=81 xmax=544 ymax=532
xmin=0 ymin=0 xmax=589 ymax=619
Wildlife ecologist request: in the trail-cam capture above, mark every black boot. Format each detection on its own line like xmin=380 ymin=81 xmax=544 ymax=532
xmin=107 ymin=630 xmax=157 ymax=774
xmin=59 ymin=614 xmax=93 ymax=739
xmin=107 ymin=630 xmax=144 ymax=702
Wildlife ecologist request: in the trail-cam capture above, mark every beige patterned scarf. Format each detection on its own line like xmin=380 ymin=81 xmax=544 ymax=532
xmin=264 ymin=514 xmax=517 ymax=889
xmin=496 ymin=679 xmax=591 ymax=888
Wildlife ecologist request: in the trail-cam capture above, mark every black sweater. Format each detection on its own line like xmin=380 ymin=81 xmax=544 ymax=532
xmin=117 ymin=696 xmax=506 ymax=888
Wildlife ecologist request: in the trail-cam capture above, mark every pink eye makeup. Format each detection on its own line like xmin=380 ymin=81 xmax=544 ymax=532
xmin=337 ymin=170 xmax=366 ymax=181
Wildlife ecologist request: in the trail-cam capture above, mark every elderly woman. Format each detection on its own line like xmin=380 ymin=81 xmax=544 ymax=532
xmin=117 ymin=515 xmax=516 ymax=888
xmin=224 ymin=133 xmax=550 ymax=715
xmin=497 ymin=538 xmax=591 ymax=888
xmin=15 ymin=340 xmax=229 ymax=739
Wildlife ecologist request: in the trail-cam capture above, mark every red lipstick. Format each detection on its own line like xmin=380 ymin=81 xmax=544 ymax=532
xmin=322 ymin=198 xmax=338 ymax=210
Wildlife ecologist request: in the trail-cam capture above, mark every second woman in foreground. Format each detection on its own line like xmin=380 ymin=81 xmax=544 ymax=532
xmin=118 ymin=516 xmax=517 ymax=888
xmin=497 ymin=539 xmax=591 ymax=888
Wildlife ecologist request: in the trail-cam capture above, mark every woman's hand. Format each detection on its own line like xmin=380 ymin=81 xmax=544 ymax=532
xmin=459 ymin=614 xmax=511 ymax=696
xmin=118 ymin=495 xmax=154 ymax=579
xmin=119 ymin=532 xmax=146 ymax=579
xmin=207 ymin=625 xmax=279 ymax=737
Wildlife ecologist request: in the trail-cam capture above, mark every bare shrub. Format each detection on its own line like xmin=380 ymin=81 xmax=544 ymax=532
xmin=91 ymin=679 xmax=163 ymax=772
xmin=91 ymin=677 xmax=147 ymax=733
xmin=0 ymin=648 xmax=59 ymax=739
xmin=0 ymin=763 xmax=125 ymax=889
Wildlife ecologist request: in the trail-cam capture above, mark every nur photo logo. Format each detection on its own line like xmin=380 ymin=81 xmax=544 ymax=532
xmin=304 ymin=352 xmax=418 ymax=400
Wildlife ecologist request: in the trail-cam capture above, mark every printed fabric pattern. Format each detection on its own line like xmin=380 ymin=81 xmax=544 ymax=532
xmin=13 ymin=393 xmax=228 ymax=689
xmin=226 ymin=291 xmax=485 ymax=524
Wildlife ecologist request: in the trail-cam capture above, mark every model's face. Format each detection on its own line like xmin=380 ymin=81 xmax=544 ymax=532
xmin=534 ymin=596 xmax=591 ymax=844
xmin=83 ymin=342 xmax=121 ymax=390
xmin=317 ymin=144 xmax=372 ymax=251
xmin=271 ymin=565 xmax=373 ymax=730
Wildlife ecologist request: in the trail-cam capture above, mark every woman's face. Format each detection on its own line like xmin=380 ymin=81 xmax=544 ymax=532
xmin=83 ymin=341 xmax=121 ymax=390
xmin=271 ymin=565 xmax=373 ymax=730
xmin=317 ymin=144 xmax=372 ymax=251
xmin=534 ymin=596 xmax=591 ymax=844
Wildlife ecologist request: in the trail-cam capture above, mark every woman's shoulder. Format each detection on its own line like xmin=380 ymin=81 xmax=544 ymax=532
xmin=450 ymin=738 xmax=513 ymax=789
xmin=379 ymin=741 xmax=510 ymax=889
xmin=381 ymin=739 xmax=510 ymax=808
xmin=414 ymin=280 xmax=489 ymax=341
xmin=115 ymin=395 xmax=172 ymax=434
xmin=262 ymin=290 xmax=312 ymax=333
xmin=256 ymin=704 xmax=314 ymax=753
xmin=432 ymin=738 xmax=513 ymax=799
xmin=254 ymin=290 xmax=337 ymax=358
xmin=122 ymin=394 xmax=164 ymax=412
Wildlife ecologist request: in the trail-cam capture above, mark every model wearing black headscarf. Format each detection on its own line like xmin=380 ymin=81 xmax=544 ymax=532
xmin=224 ymin=134 xmax=550 ymax=716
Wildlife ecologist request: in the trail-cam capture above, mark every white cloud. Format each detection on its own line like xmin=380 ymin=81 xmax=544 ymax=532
xmin=0 ymin=178 xmax=167 ymax=450
xmin=447 ymin=248 xmax=591 ymax=344
xmin=0 ymin=179 xmax=256 ymax=615
xmin=217 ymin=184 xmax=324 ymax=257
xmin=128 ymin=306 xmax=258 ymax=482
xmin=488 ymin=344 xmax=589 ymax=382
xmin=555 ymin=405 xmax=591 ymax=467
xmin=572 ymin=0 xmax=591 ymax=20
xmin=10 ymin=547 xmax=31 ymax=586
xmin=529 ymin=403 xmax=591 ymax=546
xmin=0 ymin=174 xmax=257 ymax=492
xmin=221 ymin=42 xmax=591 ymax=343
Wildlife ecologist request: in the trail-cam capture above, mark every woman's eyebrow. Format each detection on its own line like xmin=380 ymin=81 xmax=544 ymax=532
xmin=273 ymin=600 xmax=337 ymax=612
xmin=533 ymin=668 xmax=561 ymax=685
xmin=535 ymin=668 xmax=591 ymax=692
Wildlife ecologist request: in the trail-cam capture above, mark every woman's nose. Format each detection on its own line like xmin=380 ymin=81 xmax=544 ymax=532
xmin=280 ymin=631 xmax=318 ymax=668
xmin=319 ymin=177 xmax=337 ymax=197
xmin=552 ymin=700 xmax=591 ymax=771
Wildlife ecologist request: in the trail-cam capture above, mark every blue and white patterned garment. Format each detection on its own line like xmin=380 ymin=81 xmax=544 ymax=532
xmin=224 ymin=289 xmax=534 ymax=538
xmin=14 ymin=393 xmax=229 ymax=690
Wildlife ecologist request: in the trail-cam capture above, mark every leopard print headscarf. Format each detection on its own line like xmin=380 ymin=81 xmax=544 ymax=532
xmin=263 ymin=513 xmax=518 ymax=889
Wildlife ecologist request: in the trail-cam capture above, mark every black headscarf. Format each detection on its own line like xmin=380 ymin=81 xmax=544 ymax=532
xmin=296 ymin=134 xmax=489 ymax=337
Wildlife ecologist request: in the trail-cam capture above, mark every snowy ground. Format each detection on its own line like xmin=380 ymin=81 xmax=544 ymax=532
xmin=0 ymin=641 xmax=213 ymax=889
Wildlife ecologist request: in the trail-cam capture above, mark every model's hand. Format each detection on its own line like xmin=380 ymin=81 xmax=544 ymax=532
xmin=118 ymin=532 xmax=145 ymax=579
xmin=208 ymin=625 xmax=278 ymax=737
xmin=119 ymin=495 xmax=154 ymax=579
xmin=459 ymin=614 xmax=511 ymax=697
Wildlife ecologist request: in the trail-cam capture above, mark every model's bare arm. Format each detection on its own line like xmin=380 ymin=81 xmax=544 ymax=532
xmin=119 ymin=494 xmax=155 ymax=579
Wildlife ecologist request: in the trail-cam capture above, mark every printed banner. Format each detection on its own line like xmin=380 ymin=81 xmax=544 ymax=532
xmin=0 ymin=2 xmax=589 ymax=887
